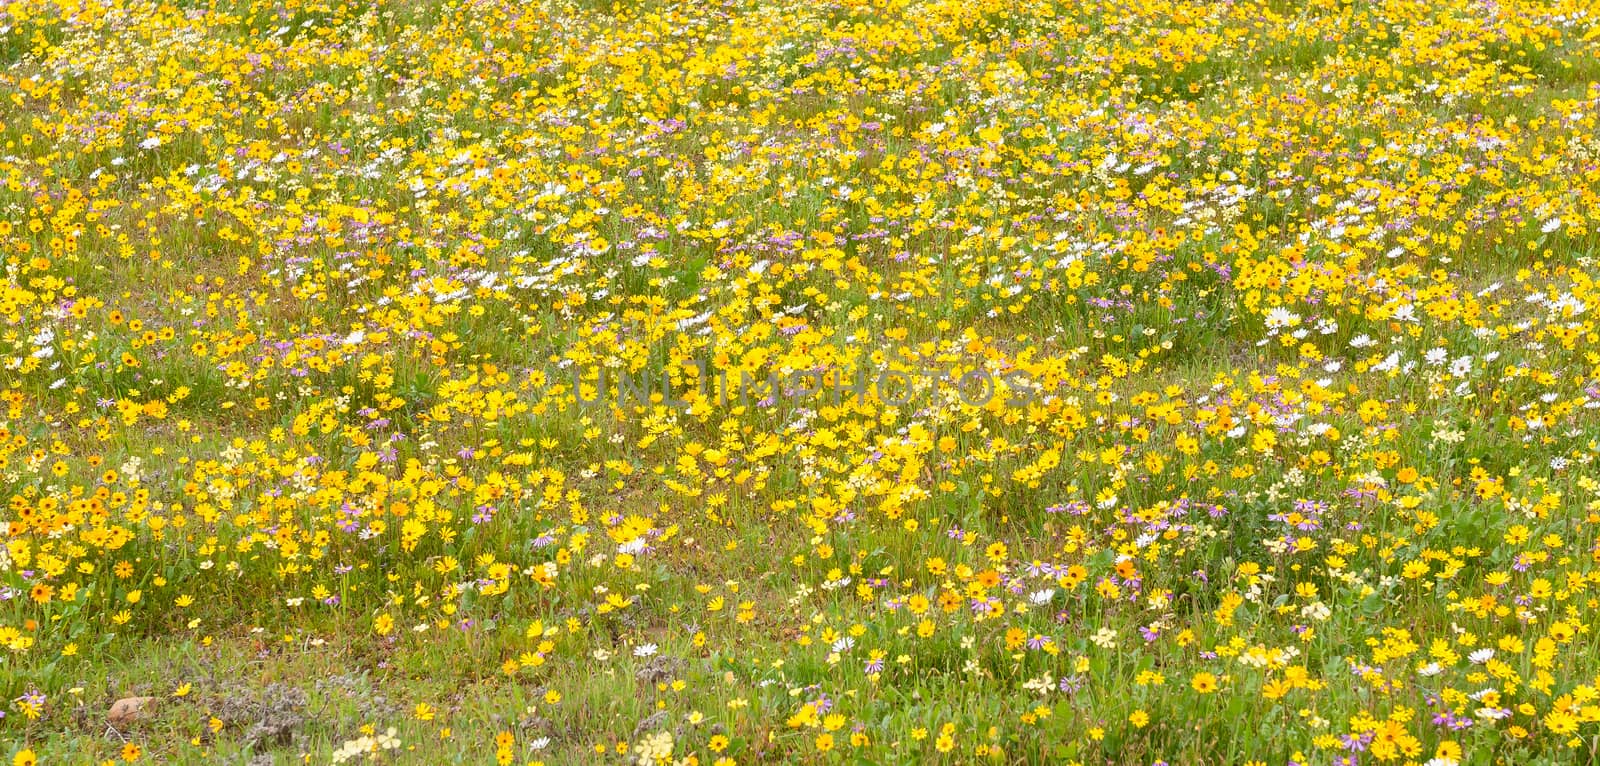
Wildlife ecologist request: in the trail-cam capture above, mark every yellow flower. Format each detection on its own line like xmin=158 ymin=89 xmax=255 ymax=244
xmin=1545 ymin=709 xmax=1579 ymax=735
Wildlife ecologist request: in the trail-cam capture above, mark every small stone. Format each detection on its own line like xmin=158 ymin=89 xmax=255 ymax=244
xmin=108 ymin=696 xmax=160 ymax=726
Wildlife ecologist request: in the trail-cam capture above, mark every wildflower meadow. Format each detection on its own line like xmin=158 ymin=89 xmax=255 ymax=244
xmin=4 ymin=0 xmax=1600 ymax=763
